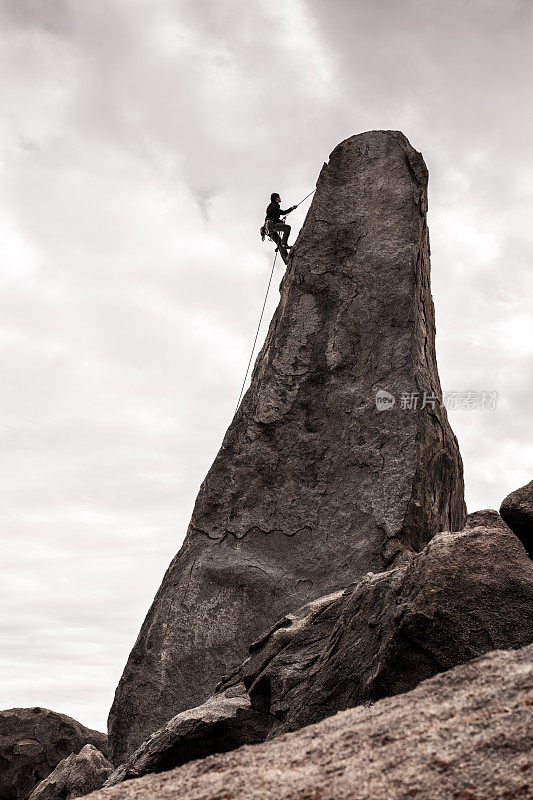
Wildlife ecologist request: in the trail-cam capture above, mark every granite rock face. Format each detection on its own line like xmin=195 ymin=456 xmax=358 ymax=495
xmin=500 ymin=479 xmax=533 ymax=557
xmin=108 ymin=130 xmax=466 ymax=762
xmin=28 ymin=745 xmax=113 ymax=800
xmin=245 ymin=523 xmax=533 ymax=736
xmin=87 ymin=645 xmax=533 ymax=800
xmin=0 ymin=708 xmax=107 ymax=800
xmin=104 ymin=683 xmax=269 ymax=787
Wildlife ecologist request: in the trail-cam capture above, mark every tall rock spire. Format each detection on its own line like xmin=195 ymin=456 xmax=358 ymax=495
xmin=108 ymin=130 xmax=466 ymax=763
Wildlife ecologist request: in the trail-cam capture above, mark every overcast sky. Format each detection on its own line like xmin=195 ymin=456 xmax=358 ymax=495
xmin=1 ymin=0 xmax=532 ymax=734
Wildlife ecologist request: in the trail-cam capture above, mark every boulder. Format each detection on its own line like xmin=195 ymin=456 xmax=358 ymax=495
xmin=105 ymin=522 xmax=532 ymax=786
xmin=0 ymin=707 xmax=107 ymax=800
xmin=500 ymin=479 xmax=533 ymax=557
xmin=86 ymin=644 xmax=533 ymax=800
xmin=104 ymin=683 xmax=269 ymax=787
xmin=242 ymin=523 xmax=533 ymax=736
xmin=28 ymin=745 xmax=112 ymax=800
xmin=108 ymin=129 xmax=466 ymax=762
xmin=464 ymin=507 xmax=511 ymax=531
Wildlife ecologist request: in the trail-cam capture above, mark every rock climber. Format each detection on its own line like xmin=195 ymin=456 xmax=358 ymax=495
xmin=265 ymin=193 xmax=297 ymax=250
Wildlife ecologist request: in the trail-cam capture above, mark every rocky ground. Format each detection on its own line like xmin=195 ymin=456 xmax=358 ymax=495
xmin=103 ymin=510 xmax=533 ymax=788
xmin=87 ymin=645 xmax=533 ymax=800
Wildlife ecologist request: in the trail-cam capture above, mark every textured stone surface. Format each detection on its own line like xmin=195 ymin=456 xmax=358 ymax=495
xmin=88 ymin=645 xmax=533 ymax=800
xmin=0 ymin=707 xmax=107 ymax=800
xmin=28 ymin=745 xmax=113 ymax=800
xmin=104 ymin=522 xmax=533 ymax=784
xmin=501 ymin=479 xmax=533 ymax=557
xmin=104 ymin=684 xmax=268 ymax=787
xmin=233 ymin=590 xmax=347 ymax=710
xmin=108 ymin=129 xmax=466 ymax=762
xmin=242 ymin=524 xmax=533 ymax=736
xmin=464 ymin=507 xmax=511 ymax=531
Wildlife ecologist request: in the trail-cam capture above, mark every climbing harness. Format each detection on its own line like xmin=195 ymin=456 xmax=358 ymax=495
xmin=238 ymin=188 xmax=317 ymax=413
xmin=235 ymin=248 xmax=279 ymax=412
xmin=260 ymin=218 xmax=290 ymax=263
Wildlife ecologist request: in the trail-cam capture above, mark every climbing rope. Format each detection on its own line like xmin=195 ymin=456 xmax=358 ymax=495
xmin=294 ymin=188 xmax=316 ymax=207
xmin=234 ymin=188 xmax=316 ymax=413
xmin=235 ymin=248 xmax=279 ymax=412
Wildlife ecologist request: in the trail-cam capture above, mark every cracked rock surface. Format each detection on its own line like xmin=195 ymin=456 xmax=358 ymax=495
xmin=89 ymin=645 xmax=533 ymax=800
xmin=108 ymin=130 xmax=466 ymax=763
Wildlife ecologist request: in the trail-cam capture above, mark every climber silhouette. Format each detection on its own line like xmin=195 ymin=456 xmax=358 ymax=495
xmin=265 ymin=193 xmax=296 ymax=249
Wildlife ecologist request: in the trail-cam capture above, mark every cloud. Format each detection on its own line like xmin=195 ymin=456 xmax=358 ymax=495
xmin=1 ymin=0 xmax=532 ymax=731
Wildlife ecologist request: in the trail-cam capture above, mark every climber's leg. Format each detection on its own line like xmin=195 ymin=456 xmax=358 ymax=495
xmin=273 ymin=223 xmax=291 ymax=247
